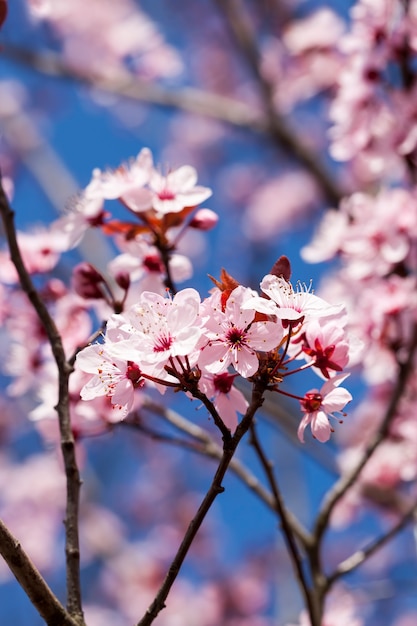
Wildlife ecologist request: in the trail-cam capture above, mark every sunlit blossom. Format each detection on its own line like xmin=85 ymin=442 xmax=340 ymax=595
xmin=198 ymin=372 xmax=248 ymax=432
xmin=298 ymin=375 xmax=352 ymax=443
xmin=198 ymin=286 xmax=282 ymax=378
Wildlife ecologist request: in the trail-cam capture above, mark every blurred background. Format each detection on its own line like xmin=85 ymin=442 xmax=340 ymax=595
xmin=0 ymin=1 xmax=416 ymax=625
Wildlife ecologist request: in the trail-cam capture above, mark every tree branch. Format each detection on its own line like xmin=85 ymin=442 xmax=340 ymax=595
xmin=325 ymin=498 xmax=417 ymax=590
xmin=136 ymin=380 xmax=267 ymax=625
xmin=0 ymin=519 xmax=80 ymax=626
xmin=249 ymin=421 xmax=320 ymax=626
xmin=130 ymin=400 xmax=310 ymax=546
xmin=0 ymin=183 xmax=84 ymax=622
xmin=3 ymin=43 xmax=344 ymax=207
xmin=213 ymin=0 xmax=344 ymax=206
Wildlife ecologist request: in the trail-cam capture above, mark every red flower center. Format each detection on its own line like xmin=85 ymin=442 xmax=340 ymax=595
xmin=213 ymin=373 xmax=235 ymax=394
xmin=158 ymin=188 xmax=176 ymax=200
xmin=126 ymin=362 xmax=142 ymax=386
xmin=226 ymin=327 xmax=245 ymax=346
xmin=301 ymin=392 xmax=322 ymax=413
xmin=153 ymin=333 xmax=173 ymax=352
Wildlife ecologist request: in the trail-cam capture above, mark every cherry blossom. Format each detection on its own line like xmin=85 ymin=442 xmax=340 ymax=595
xmin=198 ymin=285 xmax=282 ymax=378
xmin=108 ymin=239 xmax=193 ymax=297
xmin=50 ymin=195 xmax=106 ymax=250
xmin=245 ymin=274 xmax=346 ymax=325
xmin=242 ymin=172 xmax=319 ymax=242
xmin=198 ymin=372 xmax=248 ymax=432
xmin=85 ymin=147 xmax=153 ymax=203
xmin=75 ymin=342 xmax=144 ymax=418
xmin=301 ymin=318 xmax=350 ymax=379
xmin=144 ymin=165 xmax=212 ymax=216
xmin=27 ymin=0 xmax=183 ymax=79
xmin=0 ymin=227 xmax=67 ymax=282
xmin=188 ymin=208 xmax=219 ymax=231
xmin=298 ymin=375 xmax=352 ymax=443
xmin=94 ymin=288 xmax=203 ymax=382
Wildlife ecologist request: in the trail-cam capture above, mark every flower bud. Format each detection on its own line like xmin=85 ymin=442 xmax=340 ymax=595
xmin=269 ymin=255 xmax=291 ymax=281
xmin=189 ymin=208 xmax=219 ymax=231
xmin=72 ymin=262 xmax=105 ymax=299
xmin=115 ymin=271 xmax=130 ymax=291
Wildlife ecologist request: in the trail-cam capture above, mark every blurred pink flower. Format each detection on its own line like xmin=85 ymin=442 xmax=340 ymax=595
xmin=243 ymin=172 xmax=318 ymax=241
xmin=146 ymin=165 xmax=212 ymax=216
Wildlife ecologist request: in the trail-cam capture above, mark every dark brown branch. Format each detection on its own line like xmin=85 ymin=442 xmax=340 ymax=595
xmin=0 ymin=519 xmax=80 ymax=626
xmin=136 ymin=381 xmax=267 ymax=626
xmin=134 ymin=400 xmax=310 ymax=546
xmin=325 ymin=498 xmax=417 ymax=590
xmin=249 ymin=422 xmax=320 ymax=626
xmin=3 ymin=43 xmax=344 ymax=207
xmin=0 ymin=183 xmax=84 ymax=622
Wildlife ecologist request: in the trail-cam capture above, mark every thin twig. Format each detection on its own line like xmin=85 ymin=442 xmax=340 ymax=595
xmin=0 ymin=519 xmax=80 ymax=626
xmin=0 ymin=183 xmax=84 ymax=623
xmin=131 ymin=400 xmax=310 ymax=546
xmin=249 ymin=421 xmax=320 ymax=626
xmin=136 ymin=380 xmax=267 ymax=625
xmin=325 ymin=498 xmax=417 ymax=590
xmin=68 ymin=322 xmax=106 ymax=367
xmin=213 ymin=0 xmax=344 ymax=206
xmin=121 ymin=413 xmax=205 ymax=451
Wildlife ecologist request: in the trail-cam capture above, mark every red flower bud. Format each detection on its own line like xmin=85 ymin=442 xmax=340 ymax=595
xmin=115 ymin=271 xmax=130 ymax=291
xmin=269 ymin=255 xmax=291 ymax=281
xmin=72 ymin=262 xmax=105 ymax=299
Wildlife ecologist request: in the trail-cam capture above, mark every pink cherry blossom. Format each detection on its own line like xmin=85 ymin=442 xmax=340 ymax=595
xmin=104 ymin=288 xmax=203 ymax=380
xmin=85 ymin=147 xmax=153 ymax=202
xmin=145 ymin=165 xmax=212 ymax=215
xmin=298 ymin=375 xmax=352 ymax=443
xmin=50 ymin=195 xmax=106 ymax=250
xmin=245 ymin=274 xmax=345 ymax=325
xmin=242 ymin=172 xmax=319 ymax=242
xmin=301 ymin=210 xmax=349 ymax=264
xmin=27 ymin=0 xmax=183 ymax=79
xmin=75 ymin=342 xmax=144 ymax=418
xmin=198 ymin=286 xmax=282 ymax=378
xmin=0 ymin=228 xmax=67 ymax=283
xmin=301 ymin=318 xmax=350 ymax=379
xmin=189 ymin=208 xmax=219 ymax=231
xmin=198 ymin=372 xmax=248 ymax=432
xmin=108 ymin=239 xmax=192 ymax=297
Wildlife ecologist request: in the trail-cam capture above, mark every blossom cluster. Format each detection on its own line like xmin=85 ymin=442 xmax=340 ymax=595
xmin=327 ymin=0 xmax=417 ymax=180
xmin=0 ymin=147 xmax=353 ymax=444
xmin=300 ymin=0 xmax=417 ymax=525
xmin=75 ymin=260 xmax=354 ymax=441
